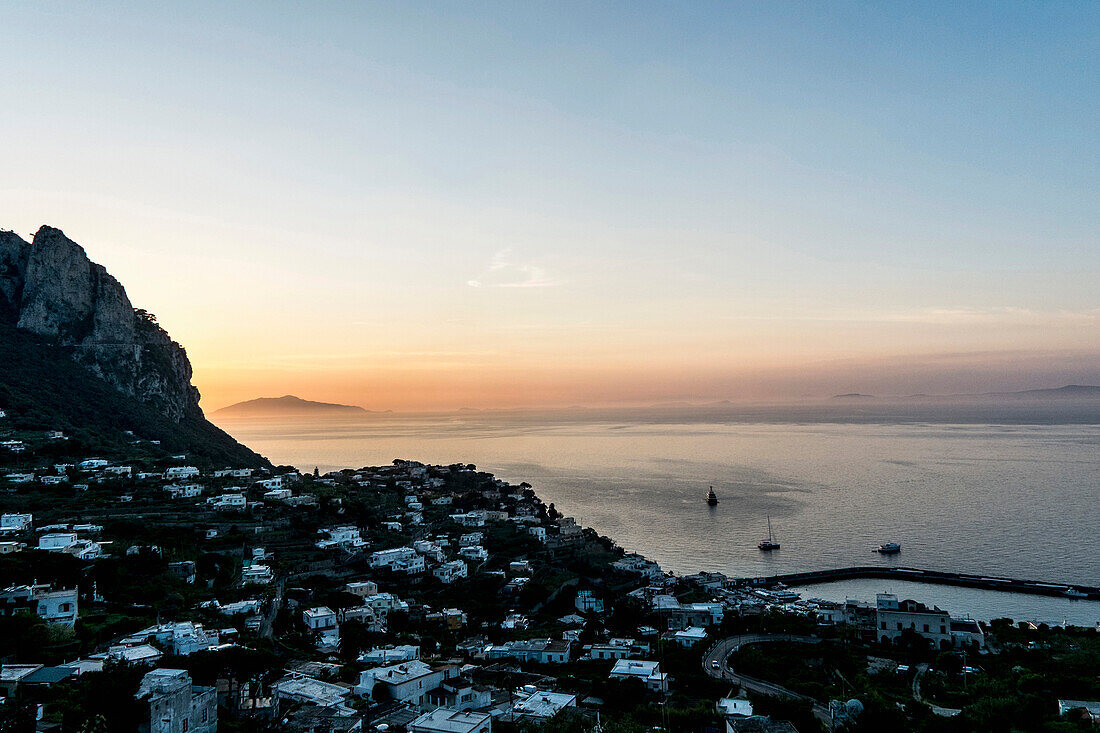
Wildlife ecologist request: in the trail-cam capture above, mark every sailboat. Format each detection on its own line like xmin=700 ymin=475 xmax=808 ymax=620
xmin=758 ymin=516 xmax=780 ymax=551
xmin=706 ymin=486 xmax=719 ymax=506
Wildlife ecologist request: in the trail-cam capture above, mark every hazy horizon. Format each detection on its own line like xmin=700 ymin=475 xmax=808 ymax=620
xmin=4 ymin=2 xmax=1098 ymax=412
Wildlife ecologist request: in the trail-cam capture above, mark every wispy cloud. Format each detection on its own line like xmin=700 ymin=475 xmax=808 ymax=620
xmin=467 ymin=248 xmax=558 ymax=288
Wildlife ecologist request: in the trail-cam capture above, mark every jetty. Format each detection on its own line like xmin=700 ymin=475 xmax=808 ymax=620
xmin=728 ymin=566 xmax=1100 ymax=600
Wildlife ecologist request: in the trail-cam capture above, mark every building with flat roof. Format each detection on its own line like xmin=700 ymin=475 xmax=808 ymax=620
xmin=274 ymin=675 xmax=352 ymax=710
xmin=408 ymin=708 xmax=492 ymax=733
xmin=609 ymin=659 xmax=669 ymax=692
xmin=355 ymin=660 xmax=458 ymax=707
xmin=875 ymin=593 xmax=952 ymax=648
xmin=511 ymin=690 xmax=577 ymax=721
xmin=136 ymin=668 xmax=217 ymax=733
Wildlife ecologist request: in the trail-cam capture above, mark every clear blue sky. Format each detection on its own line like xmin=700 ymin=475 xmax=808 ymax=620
xmin=3 ymin=2 xmax=1098 ymax=407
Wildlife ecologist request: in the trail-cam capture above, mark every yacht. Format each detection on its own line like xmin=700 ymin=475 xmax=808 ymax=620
xmin=758 ymin=516 xmax=780 ymax=551
xmin=1064 ymin=588 xmax=1088 ymax=599
xmin=706 ymin=486 xmax=719 ymax=506
xmin=875 ymin=542 xmax=901 ymax=554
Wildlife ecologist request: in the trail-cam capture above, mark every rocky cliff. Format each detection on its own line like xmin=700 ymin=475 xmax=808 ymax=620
xmin=0 ymin=225 xmax=267 ymax=466
xmin=0 ymin=226 xmax=199 ymax=422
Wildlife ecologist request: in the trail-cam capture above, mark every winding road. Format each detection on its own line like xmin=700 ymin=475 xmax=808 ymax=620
xmin=702 ymin=634 xmax=831 ymax=723
xmin=912 ymin=663 xmax=962 ymax=717
xmin=702 ymin=634 xmax=964 ymax=722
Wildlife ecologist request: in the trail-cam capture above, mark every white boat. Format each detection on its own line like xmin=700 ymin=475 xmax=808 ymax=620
xmin=758 ymin=516 xmax=780 ymax=551
xmin=874 ymin=542 xmax=901 ymax=554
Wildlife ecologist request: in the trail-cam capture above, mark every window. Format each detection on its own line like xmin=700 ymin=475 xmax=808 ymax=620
xmin=880 ymin=621 xmax=886 ymax=630
xmin=923 ymin=624 xmax=930 ymax=633
xmin=896 ymin=622 xmax=902 ymax=631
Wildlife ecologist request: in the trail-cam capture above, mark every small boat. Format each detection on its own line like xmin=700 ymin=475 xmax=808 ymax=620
xmin=874 ymin=542 xmax=901 ymax=554
xmin=706 ymin=486 xmax=719 ymax=506
xmin=758 ymin=516 xmax=780 ymax=551
xmin=1064 ymin=588 xmax=1088 ymax=598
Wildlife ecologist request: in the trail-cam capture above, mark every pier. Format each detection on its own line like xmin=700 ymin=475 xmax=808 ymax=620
xmin=728 ymin=566 xmax=1100 ymax=600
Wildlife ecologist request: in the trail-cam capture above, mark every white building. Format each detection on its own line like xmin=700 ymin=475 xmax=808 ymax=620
xmin=346 ymin=580 xmax=378 ymax=598
xmin=364 ymin=592 xmax=409 ymax=620
xmin=434 ymin=560 xmax=468 ymax=584
xmin=449 ymin=512 xmax=485 ymax=528
xmin=120 ymin=622 xmax=222 ymax=656
xmin=413 ymin=539 xmax=446 ymax=562
xmin=303 ymin=606 xmax=340 ymax=648
xmin=165 ymin=484 xmax=203 ymax=499
xmin=211 ymin=493 xmax=247 ymax=510
xmin=717 ymin=697 xmax=754 ymax=719
xmin=213 ymin=468 xmax=252 ymax=478
xmin=457 ymin=546 xmax=488 ymax=563
xmin=275 ymin=675 xmax=352 ymax=710
xmin=672 ymin=626 xmax=708 ymax=647
xmin=394 ymin=555 xmax=426 ymax=574
xmin=486 ymin=639 xmax=572 ymax=664
xmin=409 ymin=709 xmax=492 ymax=733
xmin=609 ymin=659 xmax=669 ymax=692
xmin=317 ymin=526 xmax=367 ymax=551
xmin=359 ymin=645 xmax=420 ymax=664
xmin=589 ymin=638 xmax=648 ymax=660
xmin=511 ymin=690 xmax=577 ymax=722
xmin=0 ymin=584 xmax=78 ymax=626
xmin=355 ymin=660 xmax=456 ymax=706
xmin=165 ymin=466 xmax=200 ymax=479
xmin=241 ymin=565 xmax=273 ymax=584
xmin=0 ymin=513 xmax=32 ymax=532
xmin=875 ymin=593 xmax=952 ymax=648
xmin=38 ymin=532 xmax=78 ymax=551
xmin=369 ymin=546 xmax=419 ymax=570
xmin=303 ymin=606 xmax=338 ymax=631
xmin=137 ymin=668 xmax=217 ymax=733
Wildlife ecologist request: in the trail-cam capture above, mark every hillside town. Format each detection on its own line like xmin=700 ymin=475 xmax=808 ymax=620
xmin=1 ymin=422 xmax=1099 ymax=733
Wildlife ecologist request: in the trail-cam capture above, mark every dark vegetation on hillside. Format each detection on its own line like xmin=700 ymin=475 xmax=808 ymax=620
xmin=0 ymin=323 xmax=267 ymax=467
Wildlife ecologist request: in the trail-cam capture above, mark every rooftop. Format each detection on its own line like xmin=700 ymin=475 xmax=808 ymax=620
xmin=409 ymin=708 xmax=491 ymax=733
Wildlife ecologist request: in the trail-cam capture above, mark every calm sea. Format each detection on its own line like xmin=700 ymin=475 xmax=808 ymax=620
xmin=215 ymin=406 xmax=1100 ymax=624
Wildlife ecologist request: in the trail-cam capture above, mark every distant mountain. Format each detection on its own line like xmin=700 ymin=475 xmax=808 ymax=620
xmin=214 ymin=395 xmax=370 ymax=417
xmin=0 ymin=226 xmax=267 ymax=466
xmin=988 ymin=385 xmax=1100 ymax=399
xmin=831 ymin=393 xmax=875 ymax=400
xmin=887 ymin=386 xmax=1100 ymax=401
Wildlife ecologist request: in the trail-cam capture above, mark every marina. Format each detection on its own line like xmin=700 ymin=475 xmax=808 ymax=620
xmin=730 ymin=565 xmax=1100 ymax=600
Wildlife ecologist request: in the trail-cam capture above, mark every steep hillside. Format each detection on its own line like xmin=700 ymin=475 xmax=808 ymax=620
xmin=0 ymin=226 xmax=267 ymax=467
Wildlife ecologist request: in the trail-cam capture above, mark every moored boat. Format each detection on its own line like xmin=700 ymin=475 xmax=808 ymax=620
xmin=758 ymin=516 xmax=780 ymax=550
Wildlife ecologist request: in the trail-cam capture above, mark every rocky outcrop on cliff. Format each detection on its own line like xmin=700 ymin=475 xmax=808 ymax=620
xmin=0 ymin=226 xmax=199 ymax=422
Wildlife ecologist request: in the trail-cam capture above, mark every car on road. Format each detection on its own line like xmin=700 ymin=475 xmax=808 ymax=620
xmin=711 ymin=660 xmax=721 ymax=669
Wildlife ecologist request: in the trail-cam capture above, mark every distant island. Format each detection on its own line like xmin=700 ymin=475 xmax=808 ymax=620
xmin=835 ymin=386 xmax=1100 ymax=402
xmin=993 ymin=385 xmax=1100 ymax=399
xmin=213 ymin=395 xmax=372 ymax=417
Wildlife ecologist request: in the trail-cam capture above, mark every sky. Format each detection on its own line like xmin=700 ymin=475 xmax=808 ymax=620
xmin=2 ymin=1 xmax=1098 ymax=410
